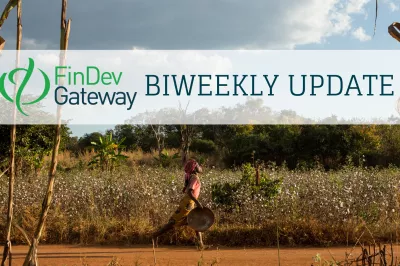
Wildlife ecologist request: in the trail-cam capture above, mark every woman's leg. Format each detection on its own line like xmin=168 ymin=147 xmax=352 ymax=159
xmin=153 ymin=221 xmax=174 ymax=238
xmin=152 ymin=221 xmax=174 ymax=247
xmin=195 ymin=232 xmax=212 ymax=250
xmin=152 ymin=195 xmax=193 ymax=245
xmin=196 ymin=231 xmax=205 ymax=249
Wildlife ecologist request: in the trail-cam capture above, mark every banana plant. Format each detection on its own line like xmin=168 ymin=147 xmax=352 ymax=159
xmin=89 ymin=133 xmax=128 ymax=172
xmin=154 ymin=150 xmax=180 ymax=168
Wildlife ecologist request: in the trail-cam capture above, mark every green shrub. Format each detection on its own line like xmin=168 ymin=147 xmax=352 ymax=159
xmin=212 ymin=163 xmax=281 ymax=211
xmin=211 ymin=182 xmax=239 ymax=209
xmin=191 ymin=139 xmax=217 ymax=154
xmin=154 ymin=150 xmax=180 ymax=168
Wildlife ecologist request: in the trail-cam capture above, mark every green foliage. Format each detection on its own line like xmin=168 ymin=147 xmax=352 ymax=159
xmin=252 ymin=175 xmax=281 ymax=200
xmin=62 ymin=124 xmax=400 ymax=170
xmin=65 ymin=136 xmax=79 ymax=155
xmin=190 ymin=139 xmax=217 ymax=154
xmin=25 ymin=148 xmax=51 ymax=176
xmin=132 ymin=125 xmax=158 ymax=152
xmin=88 ymin=133 xmax=128 ymax=171
xmin=78 ymin=132 xmax=104 ymax=151
xmin=195 ymin=154 xmax=207 ymax=166
xmin=212 ymin=163 xmax=281 ymax=211
xmin=211 ymin=182 xmax=238 ymax=208
xmin=222 ymin=125 xmax=384 ymax=170
xmin=154 ymin=150 xmax=180 ymax=168
xmin=113 ymin=125 xmax=139 ymax=151
xmin=240 ymin=162 xmax=255 ymax=184
xmin=0 ymin=125 xmax=70 ymax=173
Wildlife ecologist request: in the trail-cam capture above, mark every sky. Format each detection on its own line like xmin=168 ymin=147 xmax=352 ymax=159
xmin=1 ymin=0 xmax=400 ymax=136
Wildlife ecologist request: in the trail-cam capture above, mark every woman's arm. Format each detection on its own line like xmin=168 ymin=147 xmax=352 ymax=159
xmin=187 ymin=189 xmax=203 ymax=208
xmin=195 ymin=164 xmax=203 ymax=173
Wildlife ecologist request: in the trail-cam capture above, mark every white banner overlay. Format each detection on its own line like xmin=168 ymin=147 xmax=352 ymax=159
xmin=0 ymin=50 xmax=399 ymax=125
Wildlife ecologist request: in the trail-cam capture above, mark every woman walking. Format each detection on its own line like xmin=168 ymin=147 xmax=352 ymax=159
xmin=152 ymin=159 xmax=207 ymax=250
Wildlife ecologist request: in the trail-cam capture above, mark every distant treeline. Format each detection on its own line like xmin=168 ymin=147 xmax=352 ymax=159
xmin=1 ymin=124 xmax=400 ymax=170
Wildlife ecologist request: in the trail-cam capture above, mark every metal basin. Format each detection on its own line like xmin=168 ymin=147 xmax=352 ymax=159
xmin=187 ymin=207 xmax=215 ymax=232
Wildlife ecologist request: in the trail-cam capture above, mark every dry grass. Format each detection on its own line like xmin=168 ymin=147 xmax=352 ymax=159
xmin=1 ymin=157 xmax=400 ymax=247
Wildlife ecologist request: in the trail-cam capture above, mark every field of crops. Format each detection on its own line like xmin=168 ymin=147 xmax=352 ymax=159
xmin=1 ymin=155 xmax=399 ymax=247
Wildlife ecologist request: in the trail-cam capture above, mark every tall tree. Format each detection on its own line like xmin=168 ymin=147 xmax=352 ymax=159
xmin=113 ymin=125 xmax=138 ymax=151
xmin=178 ymin=102 xmax=196 ymax=164
xmin=151 ymin=124 xmax=166 ymax=157
xmin=180 ymin=125 xmax=196 ymax=165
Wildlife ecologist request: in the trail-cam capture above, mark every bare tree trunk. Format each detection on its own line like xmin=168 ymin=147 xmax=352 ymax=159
xmin=150 ymin=124 xmax=164 ymax=157
xmin=23 ymin=1 xmax=70 ymax=265
xmin=180 ymin=125 xmax=194 ymax=165
xmin=177 ymin=102 xmax=193 ymax=165
xmin=180 ymin=125 xmax=188 ymax=165
xmin=1 ymin=2 xmax=21 ymax=265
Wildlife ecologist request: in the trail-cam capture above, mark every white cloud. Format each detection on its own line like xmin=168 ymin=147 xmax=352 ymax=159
xmin=0 ymin=0 xmax=375 ymax=50
xmin=346 ymin=0 xmax=371 ymax=13
xmin=280 ymin=0 xmax=370 ymax=49
xmin=382 ymin=0 xmax=399 ymax=12
xmin=132 ymin=46 xmax=147 ymax=50
xmin=24 ymin=38 xmax=49 ymax=49
xmin=2 ymin=37 xmax=50 ymax=50
xmin=389 ymin=2 xmax=399 ymax=11
xmin=352 ymin=27 xmax=372 ymax=41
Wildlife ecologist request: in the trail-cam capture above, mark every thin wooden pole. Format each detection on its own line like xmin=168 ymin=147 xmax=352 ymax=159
xmin=1 ymin=1 xmax=21 ymax=265
xmin=22 ymin=1 xmax=70 ymax=265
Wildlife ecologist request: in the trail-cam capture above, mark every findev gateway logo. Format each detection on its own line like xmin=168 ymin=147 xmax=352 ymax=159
xmin=0 ymin=57 xmax=137 ymax=116
xmin=0 ymin=58 xmax=50 ymax=116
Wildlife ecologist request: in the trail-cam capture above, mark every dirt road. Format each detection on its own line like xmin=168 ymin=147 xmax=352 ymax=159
xmin=8 ymin=245 xmax=400 ymax=266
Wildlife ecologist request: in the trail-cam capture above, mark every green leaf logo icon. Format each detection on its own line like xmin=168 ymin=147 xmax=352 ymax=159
xmin=0 ymin=57 xmax=50 ymax=116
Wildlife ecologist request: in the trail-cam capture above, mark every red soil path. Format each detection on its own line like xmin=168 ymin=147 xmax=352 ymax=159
xmin=8 ymin=245 xmax=400 ymax=266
